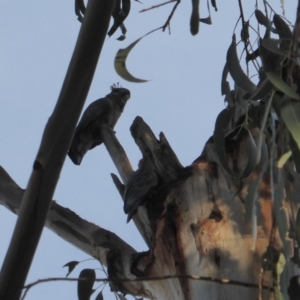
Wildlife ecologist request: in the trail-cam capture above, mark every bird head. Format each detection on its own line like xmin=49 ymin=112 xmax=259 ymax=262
xmin=110 ymin=84 xmax=130 ymax=111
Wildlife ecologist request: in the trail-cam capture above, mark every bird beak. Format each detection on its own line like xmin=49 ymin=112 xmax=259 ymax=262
xmin=123 ymin=94 xmax=130 ymax=102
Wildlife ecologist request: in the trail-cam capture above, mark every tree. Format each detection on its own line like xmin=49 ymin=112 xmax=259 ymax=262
xmin=0 ymin=0 xmax=298 ymax=300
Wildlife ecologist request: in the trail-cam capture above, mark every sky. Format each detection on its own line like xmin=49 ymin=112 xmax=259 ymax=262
xmin=0 ymin=1 xmax=296 ymax=299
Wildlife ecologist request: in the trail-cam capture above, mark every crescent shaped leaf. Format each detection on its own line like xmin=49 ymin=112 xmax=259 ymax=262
xmin=226 ymin=34 xmax=256 ymax=93
xmin=114 ymin=28 xmax=161 ymax=82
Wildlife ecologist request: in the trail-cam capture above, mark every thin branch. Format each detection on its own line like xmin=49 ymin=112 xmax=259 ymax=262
xmin=140 ymin=0 xmax=176 ymax=13
xmin=162 ymin=0 xmax=181 ymax=32
xmin=19 ymin=273 xmax=275 ymax=300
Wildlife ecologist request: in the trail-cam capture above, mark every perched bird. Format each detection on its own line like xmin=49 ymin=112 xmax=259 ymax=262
xmin=68 ymin=85 xmax=130 ymax=165
xmin=124 ymin=158 xmax=158 ymax=223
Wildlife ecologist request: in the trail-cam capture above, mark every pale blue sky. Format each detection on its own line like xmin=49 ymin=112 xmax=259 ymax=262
xmin=0 ymin=1 xmax=296 ymax=299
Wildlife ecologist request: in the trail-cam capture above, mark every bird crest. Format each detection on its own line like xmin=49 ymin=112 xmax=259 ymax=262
xmin=111 ymin=83 xmax=122 ymax=90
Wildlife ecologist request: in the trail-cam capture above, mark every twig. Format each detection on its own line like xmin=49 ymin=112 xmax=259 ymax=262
xmin=162 ymin=0 xmax=181 ymax=32
xmin=140 ymin=0 xmax=176 ymax=13
xmin=19 ymin=274 xmax=275 ymax=300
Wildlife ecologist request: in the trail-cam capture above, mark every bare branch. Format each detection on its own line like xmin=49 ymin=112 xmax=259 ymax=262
xmin=20 ymin=273 xmax=274 ymax=300
xmin=140 ymin=0 xmax=177 ymax=13
xmin=162 ymin=0 xmax=181 ymax=32
xmin=101 ymin=125 xmax=133 ymax=183
xmin=0 ymin=166 xmax=136 ymax=267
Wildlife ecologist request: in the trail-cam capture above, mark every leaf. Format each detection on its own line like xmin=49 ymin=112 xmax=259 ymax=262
xmin=259 ymin=39 xmax=283 ymax=73
xmin=117 ymin=294 xmax=127 ymax=300
xmin=261 ymin=38 xmax=287 ymax=56
xmin=213 ymin=108 xmax=236 ymax=176
xmin=258 ymin=139 xmax=269 ymax=173
xmin=190 ymin=0 xmax=200 ymax=35
xmin=108 ymin=0 xmax=130 ymax=38
xmin=281 ymin=101 xmax=300 ymax=149
xmin=243 ymin=77 xmax=273 ymax=101
xmin=254 ymin=10 xmax=278 ymax=33
xmin=273 ymin=14 xmax=292 ymax=39
xmin=266 ymin=73 xmax=300 ymax=100
xmin=211 ymin=0 xmax=217 ymax=11
xmin=226 ymin=34 xmax=256 ymax=93
xmin=274 ymin=170 xmax=292 ymax=258
xmin=200 ymin=0 xmax=212 ymax=25
xmin=78 ymin=269 xmax=96 ymax=300
xmin=114 ymin=29 xmax=159 ymax=82
xmin=221 ymin=63 xmax=230 ymax=96
xmin=277 ymin=151 xmax=291 ymax=168
xmin=95 ymin=291 xmax=104 ymax=300
xmin=63 ymin=260 xmax=79 ymax=277
xmin=275 ymin=253 xmax=287 ymax=300
xmin=296 ymin=206 xmax=300 ymax=243
xmin=289 ymin=134 xmax=300 ymax=173
xmin=241 ymin=130 xmax=257 ymax=178
xmin=245 ymin=176 xmax=260 ymax=223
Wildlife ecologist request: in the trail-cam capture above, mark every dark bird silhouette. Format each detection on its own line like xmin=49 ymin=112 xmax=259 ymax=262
xmin=68 ymin=85 xmax=130 ymax=165
xmin=124 ymin=158 xmax=158 ymax=223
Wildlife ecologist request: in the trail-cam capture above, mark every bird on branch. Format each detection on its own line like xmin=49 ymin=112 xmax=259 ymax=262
xmin=68 ymin=84 xmax=130 ymax=165
xmin=124 ymin=158 xmax=158 ymax=222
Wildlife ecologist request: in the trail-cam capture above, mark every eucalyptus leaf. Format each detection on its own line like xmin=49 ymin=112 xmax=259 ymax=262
xmin=114 ymin=29 xmax=160 ymax=82
xmin=190 ymin=0 xmax=200 ymax=35
xmin=255 ymin=10 xmax=278 ymax=33
xmin=277 ymin=151 xmax=292 ymax=168
xmin=200 ymin=0 xmax=212 ymax=25
xmin=275 ymin=253 xmax=286 ymax=300
xmin=221 ymin=63 xmax=230 ymax=96
xmin=274 ymin=170 xmax=292 ymax=258
xmin=261 ymin=38 xmax=287 ymax=56
xmin=117 ymin=294 xmax=128 ymax=300
xmin=281 ymin=101 xmax=300 ymax=149
xmin=95 ymin=291 xmax=104 ymax=300
xmin=213 ymin=108 xmax=236 ymax=176
xmin=77 ymin=269 xmax=96 ymax=300
xmin=296 ymin=206 xmax=300 ymax=244
xmin=289 ymin=134 xmax=300 ymax=173
xmin=63 ymin=260 xmax=79 ymax=277
xmin=211 ymin=0 xmax=217 ymax=11
xmin=226 ymin=34 xmax=256 ymax=93
xmin=243 ymin=77 xmax=273 ymax=101
xmin=266 ymin=73 xmax=300 ymax=100
xmin=245 ymin=177 xmax=260 ymax=223
xmin=241 ymin=130 xmax=257 ymax=178
xmin=259 ymin=39 xmax=283 ymax=73
xmin=273 ymin=14 xmax=292 ymax=40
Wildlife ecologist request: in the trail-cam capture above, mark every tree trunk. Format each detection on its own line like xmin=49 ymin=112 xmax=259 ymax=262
xmin=1 ymin=115 xmax=296 ymax=299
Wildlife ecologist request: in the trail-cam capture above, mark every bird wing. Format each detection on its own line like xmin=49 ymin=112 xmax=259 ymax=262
xmin=74 ymin=97 xmax=112 ymax=136
xmin=124 ymin=168 xmax=158 ymax=215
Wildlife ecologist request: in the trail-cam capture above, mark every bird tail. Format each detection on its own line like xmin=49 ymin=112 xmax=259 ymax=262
xmin=68 ymin=136 xmax=90 ymax=165
xmin=68 ymin=147 xmax=83 ymax=165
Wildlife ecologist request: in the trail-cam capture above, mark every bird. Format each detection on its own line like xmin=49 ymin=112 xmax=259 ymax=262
xmin=124 ymin=158 xmax=158 ymax=223
xmin=68 ymin=84 xmax=130 ymax=165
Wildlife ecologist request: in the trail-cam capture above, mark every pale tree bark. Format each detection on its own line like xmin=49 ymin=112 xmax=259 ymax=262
xmin=1 ymin=116 xmax=297 ymax=299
